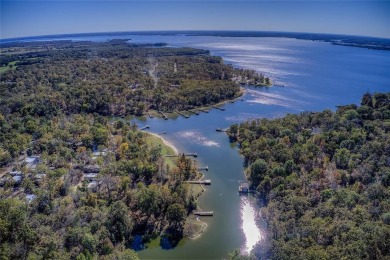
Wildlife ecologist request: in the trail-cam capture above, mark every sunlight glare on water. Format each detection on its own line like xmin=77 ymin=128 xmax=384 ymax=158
xmin=240 ymin=196 xmax=262 ymax=254
xmin=175 ymin=130 xmax=220 ymax=147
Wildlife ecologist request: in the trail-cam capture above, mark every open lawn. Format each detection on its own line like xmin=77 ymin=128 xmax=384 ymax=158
xmin=144 ymin=132 xmax=177 ymax=168
xmin=0 ymin=61 xmax=17 ymax=74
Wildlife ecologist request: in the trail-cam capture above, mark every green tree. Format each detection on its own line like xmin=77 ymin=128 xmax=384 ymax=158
xmin=166 ymin=203 xmax=186 ymax=223
xmin=248 ymin=159 xmax=268 ymax=188
xmin=106 ymin=201 xmax=133 ymax=245
xmin=334 ymin=148 xmax=351 ymax=169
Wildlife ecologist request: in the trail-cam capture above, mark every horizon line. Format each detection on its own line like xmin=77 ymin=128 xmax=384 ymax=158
xmin=1 ymin=29 xmax=390 ymax=42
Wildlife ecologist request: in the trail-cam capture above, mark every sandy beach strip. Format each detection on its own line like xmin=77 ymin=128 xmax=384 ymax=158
xmin=144 ymin=131 xmax=179 ymax=155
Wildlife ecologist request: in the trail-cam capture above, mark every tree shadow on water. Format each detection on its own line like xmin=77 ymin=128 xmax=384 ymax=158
xmin=160 ymin=228 xmax=183 ymax=250
xmin=130 ymin=235 xmax=145 ymax=251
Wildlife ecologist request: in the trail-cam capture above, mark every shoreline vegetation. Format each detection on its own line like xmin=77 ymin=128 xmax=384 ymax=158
xmin=0 ymin=39 xmax=269 ymax=258
xmin=144 ymin=131 xmax=178 ymax=156
xmin=227 ymin=92 xmax=390 ymax=259
xmin=145 ymin=87 xmax=247 ymax=120
xmin=0 ymin=39 xmax=270 ymax=119
xmin=0 ymin=112 xmax=212 ymax=259
xmin=143 ymin=132 xmax=209 ymax=240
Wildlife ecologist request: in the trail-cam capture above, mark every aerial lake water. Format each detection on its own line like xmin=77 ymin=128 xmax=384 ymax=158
xmin=16 ymin=33 xmax=390 ymax=258
xmin=128 ymin=34 xmax=390 ymax=259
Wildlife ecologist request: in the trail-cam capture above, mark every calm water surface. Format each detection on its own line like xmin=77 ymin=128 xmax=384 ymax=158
xmin=128 ymin=35 xmax=389 ymax=259
xmin=22 ymin=34 xmax=390 ymax=258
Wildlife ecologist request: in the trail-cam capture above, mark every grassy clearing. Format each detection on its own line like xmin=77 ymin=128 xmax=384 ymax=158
xmin=144 ymin=132 xmax=177 ymax=168
xmin=145 ymin=132 xmax=208 ymax=239
xmin=0 ymin=61 xmax=17 ymax=74
xmin=184 ymin=172 xmax=207 ymax=239
xmin=184 ymin=215 xmax=208 ymax=239
xmin=186 ymin=182 xmax=205 ymax=201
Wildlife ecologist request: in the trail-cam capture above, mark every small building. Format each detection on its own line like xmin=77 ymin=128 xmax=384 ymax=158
xmin=88 ymin=181 xmax=98 ymax=190
xmin=24 ymin=156 xmax=40 ymax=170
xmin=12 ymin=175 xmax=23 ymax=185
xmin=25 ymin=194 xmax=36 ymax=203
xmin=9 ymin=171 xmax=23 ymax=176
xmin=33 ymin=173 xmax=46 ymax=185
xmin=83 ymin=165 xmax=100 ymax=173
xmin=84 ymin=173 xmax=98 ymax=182
xmin=6 ymin=171 xmax=24 ymax=185
xmin=239 ymin=182 xmax=249 ymax=193
xmin=34 ymin=173 xmax=46 ymax=180
xmin=312 ymin=127 xmax=322 ymax=135
xmin=92 ymin=150 xmax=107 ymax=157
xmin=92 ymin=150 xmax=107 ymax=160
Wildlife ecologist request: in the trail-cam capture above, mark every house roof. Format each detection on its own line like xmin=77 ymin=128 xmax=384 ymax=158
xmin=84 ymin=173 xmax=98 ymax=178
xmin=240 ymin=182 xmax=249 ymax=188
xmin=13 ymin=175 xmax=22 ymax=182
xmin=9 ymin=171 xmax=22 ymax=176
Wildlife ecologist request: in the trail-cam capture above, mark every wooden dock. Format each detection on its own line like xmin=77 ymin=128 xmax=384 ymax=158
xmin=213 ymin=106 xmax=226 ymax=111
xmin=176 ymin=110 xmax=189 ymax=118
xmin=197 ymin=166 xmax=209 ymax=171
xmin=166 ymin=153 xmax=198 ymax=158
xmin=185 ymin=153 xmax=197 ymax=157
xmin=139 ymin=125 xmax=150 ymax=130
xmin=184 ymin=179 xmax=211 ymax=185
xmin=238 ymin=182 xmax=254 ymax=193
xmin=194 ymin=211 xmax=214 ymax=216
xmin=159 ymin=111 xmax=168 ymax=120
xmin=198 ymin=108 xmax=209 ymax=113
xmin=188 ymin=110 xmax=199 ymax=115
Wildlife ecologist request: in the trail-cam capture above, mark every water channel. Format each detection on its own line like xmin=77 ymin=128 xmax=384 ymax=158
xmin=129 ymin=34 xmax=390 ymax=259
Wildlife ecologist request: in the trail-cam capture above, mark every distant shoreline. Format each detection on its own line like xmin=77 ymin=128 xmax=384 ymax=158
xmin=2 ymin=30 xmax=389 ymax=51
xmin=146 ymin=87 xmax=246 ymax=120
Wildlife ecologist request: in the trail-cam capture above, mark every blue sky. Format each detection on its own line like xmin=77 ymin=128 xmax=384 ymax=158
xmin=1 ymin=1 xmax=389 ymax=39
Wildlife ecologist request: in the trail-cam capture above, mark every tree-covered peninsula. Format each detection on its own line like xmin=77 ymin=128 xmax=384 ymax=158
xmin=228 ymin=92 xmax=390 ymax=259
xmin=0 ymin=39 xmax=267 ymax=117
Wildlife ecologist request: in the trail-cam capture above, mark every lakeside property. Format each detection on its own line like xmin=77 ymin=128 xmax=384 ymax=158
xmin=145 ymin=87 xmax=246 ymax=120
xmin=142 ymin=132 xmax=211 ymax=242
xmin=1 ymin=32 xmax=390 ymax=259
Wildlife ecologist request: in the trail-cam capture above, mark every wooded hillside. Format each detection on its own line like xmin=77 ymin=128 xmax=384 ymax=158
xmin=228 ymin=92 xmax=390 ymax=259
xmin=0 ymin=40 xmax=265 ymax=117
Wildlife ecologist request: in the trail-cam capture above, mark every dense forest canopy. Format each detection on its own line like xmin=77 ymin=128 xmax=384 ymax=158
xmin=0 ymin=40 xmax=261 ymax=259
xmin=228 ymin=92 xmax=390 ymax=259
xmin=0 ymin=39 xmax=267 ymax=117
xmin=0 ymin=113 xmax=202 ymax=259
xmin=0 ymin=39 xmax=269 ymax=167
